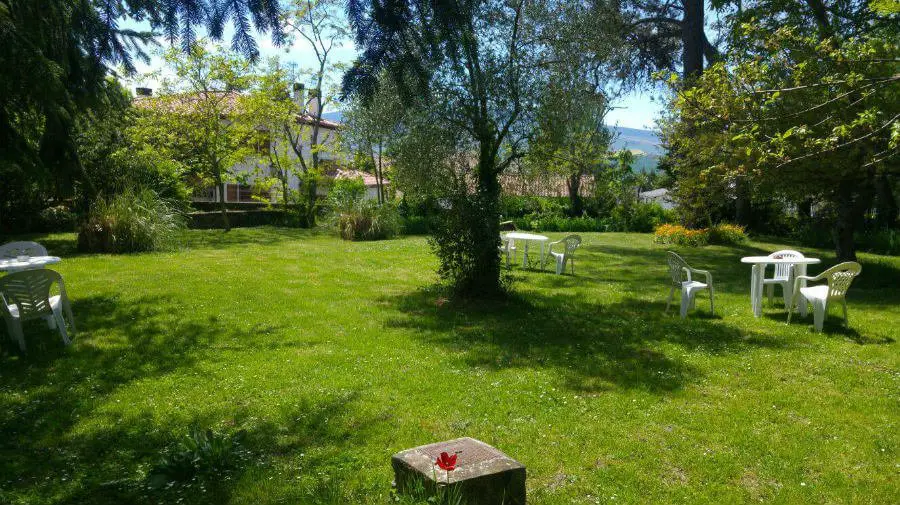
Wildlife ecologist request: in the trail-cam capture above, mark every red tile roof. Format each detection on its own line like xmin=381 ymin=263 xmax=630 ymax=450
xmin=134 ymin=91 xmax=341 ymax=129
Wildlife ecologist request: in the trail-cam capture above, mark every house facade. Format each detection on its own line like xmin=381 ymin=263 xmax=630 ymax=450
xmin=134 ymin=86 xmax=385 ymax=204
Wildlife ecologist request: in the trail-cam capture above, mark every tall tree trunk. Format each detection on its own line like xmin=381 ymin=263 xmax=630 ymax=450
xmin=306 ymin=180 xmax=317 ymax=227
xmin=874 ymin=172 xmax=898 ymax=228
xmin=734 ymin=176 xmax=751 ymax=227
xmin=214 ymin=172 xmax=231 ymax=232
xmin=681 ymin=0 xmax=705 ymax=79
xmin=469 ymin=140 xmax=503 ymax=296
xmin=567 ymin=171 xmax=583 ymax=216
xmin=832 ymin=168 xmax=875 ymax=261
xmin=798 ymin=198 xmax=813 ymax=221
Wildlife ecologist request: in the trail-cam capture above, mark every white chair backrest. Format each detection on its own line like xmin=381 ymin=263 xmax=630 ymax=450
xmin=666 ymin=251 xmax=690 ymax=286
xmin=767 ymin=249 xmax=804 ymax=279
xmin=0 ymin=269 xmax=62 ymax=322
xmin=562 ymin=235 xmax=581 ymax=257
xmin=823 ymin=262 xmax=861 ymax=300
xmin=0 ymin=241 xmax=48 ymax=259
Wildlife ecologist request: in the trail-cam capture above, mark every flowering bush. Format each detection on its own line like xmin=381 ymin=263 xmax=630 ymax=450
xmin=654 ymin=224 xmax=709 ymax=246
xmin=707 ymin=223 xmax=748 ymax=245
xmin=654 ymin=223 xmax=748 ymax=247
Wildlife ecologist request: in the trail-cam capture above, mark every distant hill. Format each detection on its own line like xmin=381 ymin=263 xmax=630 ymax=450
xmin=609 ymin=126 xmax=664 ymax=173
xmin=323 ymin=111 xmax=664 ymax=172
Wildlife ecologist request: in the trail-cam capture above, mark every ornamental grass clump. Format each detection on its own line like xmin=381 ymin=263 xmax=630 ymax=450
xmin=328 ymin=177 xmax=400 ymax=241
xmin=77 ymin=188 xmax=185 ymax=253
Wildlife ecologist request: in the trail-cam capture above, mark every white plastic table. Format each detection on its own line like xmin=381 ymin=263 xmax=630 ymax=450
xmin=504 ymin=232 xmax=549 ymax=269
xmin=0 ymin=255 xmax=62 ymax=273
xmin=740 ymin=256 xmax=821 ymax=318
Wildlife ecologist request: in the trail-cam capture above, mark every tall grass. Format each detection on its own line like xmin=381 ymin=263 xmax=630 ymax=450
xmin=77 ymin=188 xmax=185 ymax=253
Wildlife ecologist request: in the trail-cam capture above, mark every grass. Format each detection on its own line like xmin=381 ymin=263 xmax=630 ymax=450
xmin=1 ymin=227 xmax=897 ymax=504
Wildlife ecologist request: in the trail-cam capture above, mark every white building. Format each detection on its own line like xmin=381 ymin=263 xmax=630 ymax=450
xmin=134 ymin=86 xmax=385 ymax=204
xmin=638 ymin=188 xmax=675 ymax=210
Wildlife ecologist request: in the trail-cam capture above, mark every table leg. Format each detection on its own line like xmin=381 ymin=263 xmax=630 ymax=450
xmin=797 ymin=264 xmax=808 ymax=317
xmin=751 ymin=264 xmax=762 ymax=318
xmin=522 ymin=241 xmax=530 ymax=268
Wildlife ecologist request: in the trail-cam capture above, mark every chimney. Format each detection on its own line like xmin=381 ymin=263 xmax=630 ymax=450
xmin=307 ymin=88 xmax=321 ymax=117
xmin=292 ymin=83 xmax=304 ymax=107
xmin=135 ymin=87 xmax=152 ymax=97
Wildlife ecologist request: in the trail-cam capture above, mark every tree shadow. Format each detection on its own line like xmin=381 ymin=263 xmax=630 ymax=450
xmin=178 ymin=226 xmax=326 ymax=251
xmin=0 ymin=291 xmax=367 ymax=504
xmin=382 ymin=288 xmax=787 ymax=395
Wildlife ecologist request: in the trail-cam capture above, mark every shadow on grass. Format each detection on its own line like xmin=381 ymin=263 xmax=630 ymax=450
xmin=0 ymin=293 xmax=367 ymax=505
xmin=382 ymin=288 xmax=787 ymax=395
xmin=178 ymin=226 xmax=326 ymax=251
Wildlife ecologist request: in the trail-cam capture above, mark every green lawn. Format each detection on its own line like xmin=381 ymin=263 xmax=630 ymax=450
xmin=1 ymin=228 xmax=898 ymax=504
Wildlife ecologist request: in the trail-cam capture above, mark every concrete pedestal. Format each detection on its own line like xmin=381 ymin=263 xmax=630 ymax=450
xmin=392 ymin=437 xmax=526 ymax=505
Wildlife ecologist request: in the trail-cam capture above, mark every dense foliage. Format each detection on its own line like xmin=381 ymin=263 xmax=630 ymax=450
xmin=0 ymin=0 xmax=282 ymax=231
xmin=658 ymin=1 xmax=899 ymax=260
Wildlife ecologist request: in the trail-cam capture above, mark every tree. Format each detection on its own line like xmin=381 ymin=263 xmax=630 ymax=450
xmin=341 ymin=78 xmax=405 ymax=204
xmin=619 ymin=0 xmax=728 ymax=80
xmin=527 ymin=74 xmax=613 ymax=216
xmin=133 ymin=44 xmax=256 ymax=231
xmin=658 ymin=1 xmax=899 ymax=260
xmin=0 ymin=0 xmax=282 ymax=229
xmin=244 ymin=60 xmax=306 ymax=211
xmin=282 ymin=0 xmax=350 ymax=226
xmin=345 ymin=0 xmax=548 ymax=296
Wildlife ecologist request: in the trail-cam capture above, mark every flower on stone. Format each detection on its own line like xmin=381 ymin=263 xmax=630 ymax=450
xmin=435 ymin=452 xmax=457 ymax=472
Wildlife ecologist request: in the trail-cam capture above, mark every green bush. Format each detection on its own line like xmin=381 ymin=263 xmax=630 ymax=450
xmin=858 ymin=228 xmax=900 ymax=255
xmin=401 ymin=215 xmax=438 ymax=235
xmin=77 ymin=189 xmax=185 ymax=253
xmin=37 ymin=205 xmax=78 ymax=232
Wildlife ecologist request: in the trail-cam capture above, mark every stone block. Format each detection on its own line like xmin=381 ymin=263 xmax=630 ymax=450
xmin=392 ymin=437 xmax=526 ymax=505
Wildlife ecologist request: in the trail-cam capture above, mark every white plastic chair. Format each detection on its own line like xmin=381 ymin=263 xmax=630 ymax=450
xmin=665 ymin=251 xmax=715 ymax=318
xmin=763 ymin=249 xmax=804 ymax=307
xmin=788 ymin=262 xmax=861 ymax=332
xmin=0 ymin=269 xmax=76 ymax=351
xmin=0 ymin=241 xmax=48 ymax=259
xmin=548 ymin=235 xmax=581 ymax=275
xmin=499 ymin=235 xmax=517 ymax=268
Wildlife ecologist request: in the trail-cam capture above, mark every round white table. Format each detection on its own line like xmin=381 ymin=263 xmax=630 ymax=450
xmin=504 ymin=232 xmax=549 ymax=269
xmin=0 ymin=255 xmax=62 ymax=273
xmin=740 ymin=256 xmax=820 ymax=317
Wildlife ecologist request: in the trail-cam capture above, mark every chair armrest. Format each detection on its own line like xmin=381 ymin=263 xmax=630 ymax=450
xmin=792 ymin=273 xmax=822 ymax=291
xmin=547 ymin=239 xmax=563 ymax=253
xmin=689 ymin=268 xmax=713 ymax=285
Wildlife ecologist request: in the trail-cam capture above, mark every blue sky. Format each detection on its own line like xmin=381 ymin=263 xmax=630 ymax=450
xmin=121 ymin=21 xmax=664 ymax=131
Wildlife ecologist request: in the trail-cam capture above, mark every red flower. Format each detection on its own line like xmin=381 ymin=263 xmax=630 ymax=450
xmin=435 ymin=451 xmax=457 ymax=471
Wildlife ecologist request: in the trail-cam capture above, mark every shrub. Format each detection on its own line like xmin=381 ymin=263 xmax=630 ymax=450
xmin=708 ymin=223 xmax=748 ymax=245
xmin=77 ymin=189 xmax=185 ymax=253
xmin=401 ymin=215 xmax=438 ymax=235
xmin=654 ymin=224 xmax=709 ymax=246
xmin=336 ymin=201 xmax=401 ymax=241
xmin=327 ymin=177 xmax=367 ymax=211
xmin=37 ymin=205 xmax=78 ymax=232
xmin=858 ymin=228 xmax=900 ymax=255
xmin=328 ymin=177 xmax=400 ymax=241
